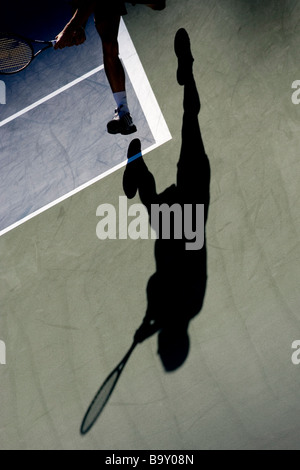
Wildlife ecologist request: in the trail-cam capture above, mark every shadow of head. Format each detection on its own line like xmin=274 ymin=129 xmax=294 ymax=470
xmin=158 ymin=325 xmax=190 ymax=372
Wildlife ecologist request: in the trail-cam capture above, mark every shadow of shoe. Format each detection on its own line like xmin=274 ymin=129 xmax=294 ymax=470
xmin=175 ymin=28 xmax=195 ymax=86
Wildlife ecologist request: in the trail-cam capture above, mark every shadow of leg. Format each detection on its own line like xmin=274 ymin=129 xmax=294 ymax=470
xmin=156 ymin=30 xmax=211 ymax=372
xmin=125 ymin=30 xmax=211 ymax=374
xmin=123 ymin=139 xmax=158 ymax=211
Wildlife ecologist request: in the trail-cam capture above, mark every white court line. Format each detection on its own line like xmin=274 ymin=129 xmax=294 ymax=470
xmin=0 ymin=65 xmax=104 ymax=128
xmin=0 ymin=19 xmax=172 ymax=237
xmin=0 ymin=144 xmax=157 ymax=237
xmin=118 ymin=19 xmax=172 ymax=149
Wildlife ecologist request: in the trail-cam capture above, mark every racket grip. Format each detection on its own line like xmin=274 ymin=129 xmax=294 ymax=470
xmin=50 ymin=40 xmax=57 ymax=47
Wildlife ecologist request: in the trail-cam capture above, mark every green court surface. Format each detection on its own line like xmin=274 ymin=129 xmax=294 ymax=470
xmin=0 ymin=0 xmax=300 ymax=450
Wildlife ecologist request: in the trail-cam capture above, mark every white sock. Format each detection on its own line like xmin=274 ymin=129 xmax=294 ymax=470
xmin=113 ymin=91 xmax=129 ymax=117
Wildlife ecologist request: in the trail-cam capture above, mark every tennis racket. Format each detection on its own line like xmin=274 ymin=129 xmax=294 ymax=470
xmin=0 ymin=33 xmax=56 ymax=75
xmin=80 ymin=340 xmax=138 ymax=435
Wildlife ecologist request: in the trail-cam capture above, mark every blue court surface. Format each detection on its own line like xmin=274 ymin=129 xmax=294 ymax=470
xmin=0 ymin=17 xmax=171 ymax=236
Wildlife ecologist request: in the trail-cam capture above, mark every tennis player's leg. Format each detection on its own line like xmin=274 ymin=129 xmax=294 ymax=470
xmin=95 ymin=15 xmax=137 ymax=135
xmin=147 ymin=1 xmax=166 ymax=10
xmin=174 ymin=29 xmax=210 ymax=209
xmin=133 ymin=1 xmax=166 ymax=10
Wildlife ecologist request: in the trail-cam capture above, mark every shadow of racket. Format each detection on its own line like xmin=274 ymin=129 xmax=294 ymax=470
xmin=80 ymin=340 xmax=138 ymax=435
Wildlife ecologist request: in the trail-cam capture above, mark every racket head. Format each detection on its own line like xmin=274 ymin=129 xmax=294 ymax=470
xmin=80 ymin=342 xmax=137 ymax=435
xmin=80 ymin=366 xmax=122 ymax=435
xmin=0 ymin=33 xmax=34 ymax=75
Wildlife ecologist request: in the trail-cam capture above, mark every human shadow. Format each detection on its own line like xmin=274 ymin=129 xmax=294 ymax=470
xmin=80 ymin=29 xmax=210 ymax=435
xmin=124 ymin=29 xmax=211 ymax=372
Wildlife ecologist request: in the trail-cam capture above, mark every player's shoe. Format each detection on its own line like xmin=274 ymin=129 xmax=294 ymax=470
xmin=174 ymin=28 xmax=194 ymax=86
xmin=107 ymin=106 xmax=137 ymax=135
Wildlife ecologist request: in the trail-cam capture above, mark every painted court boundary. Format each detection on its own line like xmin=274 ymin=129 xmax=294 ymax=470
xmin=0 ymin=19 xmax=172 ymax=237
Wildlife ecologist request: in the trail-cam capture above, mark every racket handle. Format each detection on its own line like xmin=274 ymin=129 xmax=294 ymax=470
xmin=50 ymin=40 xmax=57 ymax=47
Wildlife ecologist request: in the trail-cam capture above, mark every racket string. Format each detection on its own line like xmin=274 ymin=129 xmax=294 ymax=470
xmin=0 ymin=37 xmax=33 ymax=74
xmin=81 ymin=369 xmax=120 ymax=434
xmin=81 ymin=343 xmax=137 ymax=434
